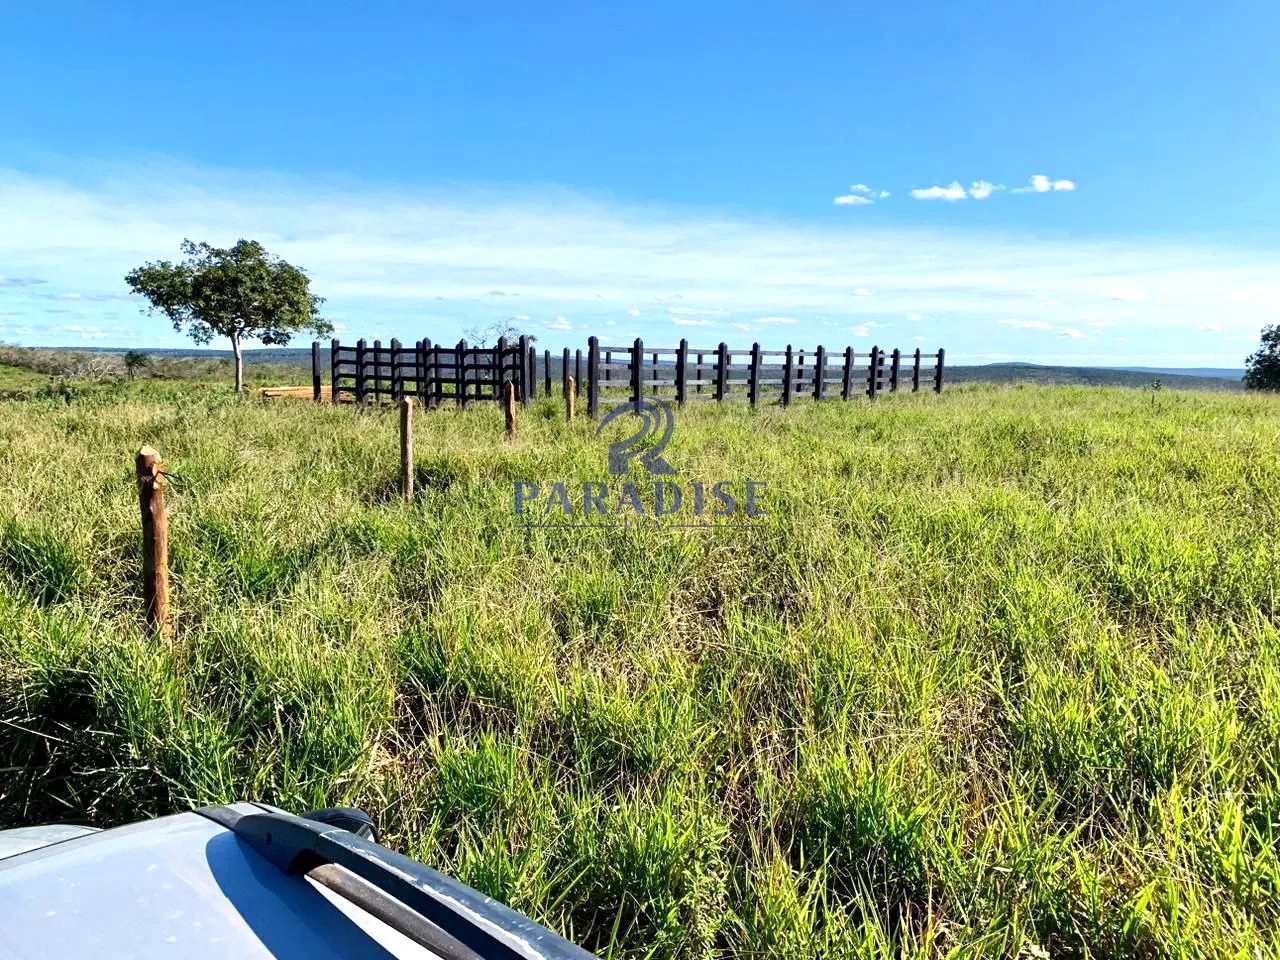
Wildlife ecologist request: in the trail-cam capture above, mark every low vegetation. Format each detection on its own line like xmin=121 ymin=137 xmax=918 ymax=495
xmin=1 ymin=381 xmax=1278 ymax=958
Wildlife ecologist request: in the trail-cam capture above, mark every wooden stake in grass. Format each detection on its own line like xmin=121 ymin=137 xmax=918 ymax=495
xmin=399 ymin=398 xmax=413 ymax=502
xmin=135 ymin=446 xmax=169 ymax=639
xmin=504 ymin=380 xmax=516 ymax=439
xmin=565 ymin=375 xmax=576 ymax=421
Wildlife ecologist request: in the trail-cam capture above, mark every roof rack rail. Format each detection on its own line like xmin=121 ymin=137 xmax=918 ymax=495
xmin=197 ymin=804 xmax=595 ymax=960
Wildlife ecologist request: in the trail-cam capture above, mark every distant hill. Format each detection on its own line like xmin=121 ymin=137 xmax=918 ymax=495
xmin=29 ymin=347 xmax=1248 ymax=391
xmin=948 ymin=363 xmax=1242 ymax=390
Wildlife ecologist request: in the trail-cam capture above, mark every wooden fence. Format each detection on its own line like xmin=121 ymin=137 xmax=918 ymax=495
xmin=318 ymin=335 xmax=944 ymax=417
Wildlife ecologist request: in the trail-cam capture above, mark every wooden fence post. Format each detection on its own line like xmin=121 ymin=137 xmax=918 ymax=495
xmin=566 ymin=376 xmax=576 ymax=420
xmin=934 ymin=348 xmax=946 ymax=393
xmin=311 ymin=341 xmax=322 ymax=402
xmin=455 ymin=338 xmax=467 ymax=408
xmin=562 ymin=347 xmax=571 ymax=400
xmin=842 ymin=347 xmax=853 ymax=400
xmin=496 ymin=336 xmax=507 ymax=405
xmin=528 ymin=344 xmax=537 ymax=399
xmin=814 ymin=345 xmax=827 ymax=401
xmin=651 ymin=351 xmax=659 ymax=395
xmin=912 ymin=348 xmax=921 ymax=392
xmin=519 ymin=335 xmax=531 ymax=407
xmin=587 ymin=336 xmax=600 ymax=419
xmin=867 ymin=346 xmax=881 ymax=400
xmin=890 ymin=348 xmax=901 ymax=392
xmin=749 ymin=342 xmax=761 ymax=407
xmin=605 ymin=350 xmax=612 ymax=385
xmin=575 ymin=349 xmax=582 ymax=396
xmin=400 ymin=399 xmax=413 ymax=502
xmin=631 ymin=337 xmax=643 ymax=412
xmin=796 ymin=350 xmax=805 ymax=401
xmin=423 ymin=338 xmax=434 ymax=407
xmin=390 ymin=338 xmax=403 ymax=402
xmin=373 ymin=340 xmax=384 ymax=401
xmin=330 ymin=338 xmax=340 ymax=404
xmin=675 ymin=338 xmax=689 ymax=406
xmin=504 ymin=381 xmax=516 ymax=438
xmin=782 ymin=345 xmax=793 ymax=406
xmin=715 ymin=342 xmax=729 ymax=401
xmin=544 ymin=349 xmax=552 ymax=396
xmin=135 ymin=446 xmax=169 ymax=639
xmin=355 ymin=338 xmax=367 ymax=405
xmin=696 ymin=352 xmax=704 ymax=394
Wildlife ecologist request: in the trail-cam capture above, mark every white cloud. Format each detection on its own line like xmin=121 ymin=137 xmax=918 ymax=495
xmin=999 ymin=319 xmax=1053 ymax=330
xmin=545 ymin=315 xmax=572 ymax=331
xmin=911 ymin=182 xmax=968 ymax=202
xmin=671 ymin=316 xmax=712 ymax=326
xmin=854 ymin=287 xmax=873 ymax=296
xmin=1058 ymin=328 xmax=1087 ymax=340
xmin=757 ymin=316 xmax=797 ymax=325
xmin=0 ymin=160 xmax=1270 ymax=363
xmin=909 ymin=312 xmax=924 ymax=322
xmin=968 ymin=181 xmax=1003 ymax=200
xmin=627 ymin=307 xmax=640 ymax=317
xmin=1109 ymin=286 xmax=1148 ymax=302
xmin=510 ymin=314 xmax=530 ymax=322
xmin=1199 ymin=322 xmax=1223 ymax=333
xmin=1014 ymin=174 xmax=1077 ymax=194
xmin=850 ymin=323 xmax=874 ymax=337
xmin=850 ymin=184 xmax=872 ymax=194
xmin=834 ymin=194 xmax=873 ymax=206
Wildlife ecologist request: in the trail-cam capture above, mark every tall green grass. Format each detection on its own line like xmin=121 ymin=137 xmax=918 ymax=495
xmin=2 ymin=381 xmax=1279 ymax=958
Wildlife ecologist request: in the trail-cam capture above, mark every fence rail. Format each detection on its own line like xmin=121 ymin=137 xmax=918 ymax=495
xmin=318 ymin=335 xmax=944 ymax=416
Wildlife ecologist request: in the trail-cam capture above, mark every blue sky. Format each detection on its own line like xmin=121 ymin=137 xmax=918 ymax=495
xmin=2 ymin=1 xmax=1279 ymax=365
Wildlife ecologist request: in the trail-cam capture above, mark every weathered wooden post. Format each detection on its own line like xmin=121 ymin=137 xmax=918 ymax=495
xmin=330 ymin=338 xmax=340 ymax=404
xmin=814 ymin=345 xmax=827 ymax=401
xmin=518 ymin=335 xmax=532 ymax=408
xmin=504 ymin=381 xmax=516 ymax=438
xmin=544 ymin=349 xmax=552 ymax=395
xmin=841 ymin=347 xmax=854 ymax=400
xmin=587 ymin=336 xmax=600 ymax=418
xmin=631 ymin=337 xmax=643 ymax=412
xmin=912 ymin=348 xmax=921 ymax=392
xmin=373 ymin=340 xmax=384 ymax=400
xmin=311 ymin=341 xmax=322 ymax=402
xmin=135 ymin=446 xmax=169 ymax=639
xmin=423 ymin=338 xmax=434 ymax=407
xmin=528 ymin=343 xmax=537 ymax=399
xmin=562 ymin=347 xmax=571 ymax=400
xmin=575 ymin=349 xmax=582 ymax=396
xmin=455 ymin=338 xmax=467 ymax=408
xmin=604 ymin=350 xmax=612 ymax=384
xmin=781 ymin=345 xmax=793 ymax=406
xmin=867 ymin=346 xmax=881 ymax=399
xmin=399 ymin=399 xmax=413 ymax=502
xmin=675 ymin=338 xmax=689 ymax=406
xmin=890 ymin=348 xmax=901 ymax=392
xmin=355 ymin=338 xmax=368 ymax=405
xmin=934 ymin=348 xmax=946 ymax=393
xmin=715 ymin=342 xmax=729 ymax=401
xmin=390 ymin=338 xmax=403 ymax=402
xmin=566 ymin=376 xmax=576 ymax=420
xmin=696 ymin=351 xmax=704 ymax=394
xmin=748 ymin=342 xmax=762 ymax=407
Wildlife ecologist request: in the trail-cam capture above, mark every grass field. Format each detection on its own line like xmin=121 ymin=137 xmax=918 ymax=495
xmin=2 ymin=381 xmax=1279 ymax=958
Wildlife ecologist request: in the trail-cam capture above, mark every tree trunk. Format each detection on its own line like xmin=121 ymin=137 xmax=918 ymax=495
xmin=231 ymin=335 xmax=244 ymax=393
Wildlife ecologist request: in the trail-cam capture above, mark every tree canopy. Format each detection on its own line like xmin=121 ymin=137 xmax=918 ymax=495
xmin=125 ymin=239 xmax=330 ymax=392
xmin=1244 ymin=324 xmax=1280 ymax=390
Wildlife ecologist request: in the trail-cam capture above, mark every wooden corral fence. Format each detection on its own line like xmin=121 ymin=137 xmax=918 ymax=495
xmin=327 ymin=336 xmax=533 ymax=407
xmin=315 ymin=335 xmax=944 ymax=417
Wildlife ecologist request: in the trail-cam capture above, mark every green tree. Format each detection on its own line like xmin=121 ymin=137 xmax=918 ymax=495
xmin=1244 ymin=324 xmax=1280 ymax=390
xmin=122 ymin=350 xmax=149 ymax=380
xmin=125 ymin=239 xmax=330 ymax=393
